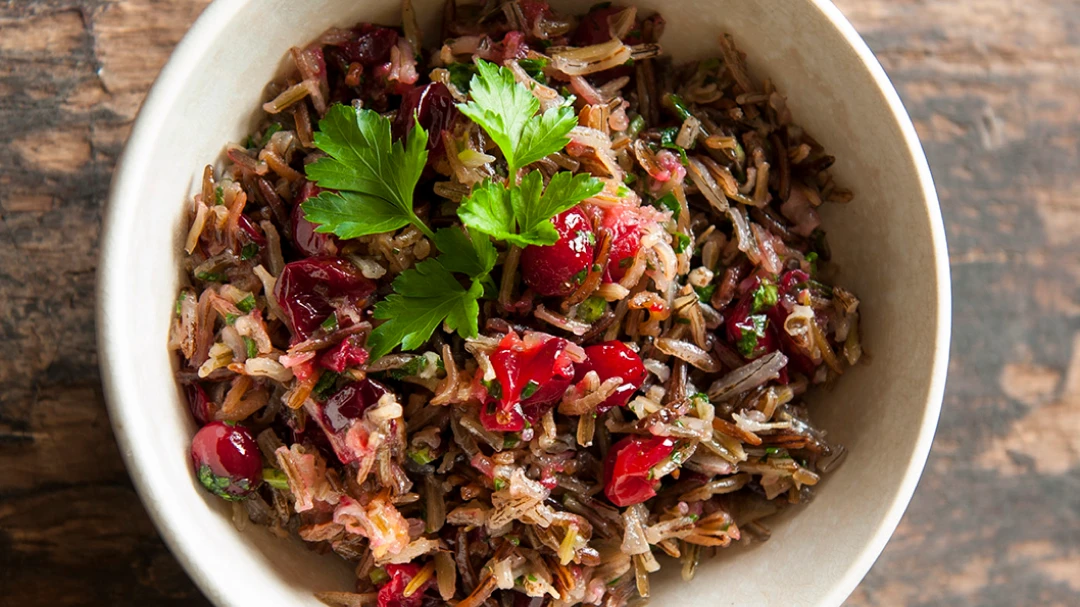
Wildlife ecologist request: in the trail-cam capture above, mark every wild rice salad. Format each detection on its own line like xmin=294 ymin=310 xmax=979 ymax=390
xmin=170 ymin=2 xmax=862 ymax=605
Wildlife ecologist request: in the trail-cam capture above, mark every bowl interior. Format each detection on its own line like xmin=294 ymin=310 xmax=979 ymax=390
xmin=99 ymin=1 xmax=949 ymax=605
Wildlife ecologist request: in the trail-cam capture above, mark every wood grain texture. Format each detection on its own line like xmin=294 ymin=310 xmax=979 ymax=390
xmin=0 ymin=1 xmax=1077 ymax=605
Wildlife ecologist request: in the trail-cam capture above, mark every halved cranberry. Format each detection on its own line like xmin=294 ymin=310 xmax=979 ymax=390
xmin=336 ymin=25 xmax=399 ymax=66
xmin=521 ymin=207 xmax=595 ymax=297
xmin=191 ymin=421 xmax=262 ymax=501
xmin=185 ymin=382 xmax=213 ymax=425
xmin=293 ymin=181 xmax=339 ymax=258
xmin=310 ymin=379 xmax=390 ymax=464
xmin=395 ymin=83 xmax=459 ymax=153
xmin=318 ymin=335 xmax=370 ymax=373
xmin=377 ymin=563 xmax=433 ymax=607
xmin=594 ymin=205 xmax=643 ymax=283
xmin=724 ymin=283 xmax=779 ymax=361
xmin=603 ymin=435 xmax=675 ymax=507
xmin=573 ymin=341 xmax=647 ymax=413
xmin=274 ymin=257 xmax=375 ymax=341
xmin=480 ymin=331 xmax=576 ymax=432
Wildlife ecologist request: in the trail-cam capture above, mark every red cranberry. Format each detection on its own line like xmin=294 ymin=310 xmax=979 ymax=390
xmin=480 ymin=332 xmax=575 ymax=432
xmin=377 ymin=563 xmax=433 ymax=607
xmin=310 ymin=379 xmax=390 ymax=464
xmin=574 ymin=341 xmax=647 ymax=413
xmin=335 ymin=25 xmax=399 ymax=66
xmin=318 ymin=335 xmax=370 ymax=373
xmin=191 ymin=421 xmax=263 ymax=501
xmin=395 ymin=83 xmax=459 ymax=153
xmin=237 ymin=215 xmax=267 ymax=246
xmin=595 ymin=205 xmax=643 ymax=283
xmin=293 ymin=181 xmax=339 ymax=258
xmin=521 ymin=207 xmax=595 ymax=297
xmin=273 ymin=257 xmax=375 ymax=341
xmin=185 ymin=383 xmax=213 ymax=425
xmin=573 ymin=5 xmax=643 ymax=46
xmin=603 ymin=435 xmax=675 ymax=507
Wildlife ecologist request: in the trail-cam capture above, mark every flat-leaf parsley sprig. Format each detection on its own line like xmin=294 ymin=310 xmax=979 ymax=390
xmin=302 ymin=58 xmax=604 ymax=359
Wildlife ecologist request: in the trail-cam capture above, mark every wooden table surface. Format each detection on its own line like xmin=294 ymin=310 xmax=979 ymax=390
xmin=1 ymin=1 xmax=1077 ymax=605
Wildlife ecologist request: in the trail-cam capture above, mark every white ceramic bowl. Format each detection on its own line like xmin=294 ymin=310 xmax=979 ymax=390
xmin=98 ymin=1 xmax=950 ymax=605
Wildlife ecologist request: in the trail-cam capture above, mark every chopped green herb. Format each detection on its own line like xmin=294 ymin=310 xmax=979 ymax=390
xmin=666 ymin=93 xmax=692 ymax=122
xmin=526 ymin=574 xmax=539 ymax=583
xmin=694 ymin=284 xmax=716 ymax=303
xmin=369 ymin=568 xmax=389 ymax=586
xmin=520 ymin=380 xmax=540 ymax=399
xmin=243 ymin=336 xmax=258 ymax=359
xmin=313 ymin=371 xmax=340 ymax=401
xmin=408 ymin=445 xmax=437 ymax=466
xmin=619 ymin=256 xmax=633 ymax=268
xmin=627 ymin=114 xmax=646 ymax=139
xmin=623 ymin=172 xmax=637 ymax=185
xmin=674 ymin=233 xmax=691 ymax=254
xmin=320 ymin=313 xmax=338 ymax=333
xmin=446 ymin=62 xmax=477 ymax=92
xmin=493 ymin=477 xmax=507 ymax=491
xmin=616 ymin=183 xmax=631 ymax=198
xmin=576 ymin=296 xmax=607 ymax=323
xmin=765 ymin=447 xmax=780 ymax=455
xmin=175 ymin=292 xmax=186 ymax=316
xmin=652 ymin=192 xmax=681 ymax=220
xmin=482 ymin=378 xmax=503 ymax=401
xmin=214 ymin=186 xmax=224 ymax=206
xmin=388 ymin=354 xmax=431 ymax=380
xmin=503 ymin=434 xmax=520 ymax=449
xmin=240 ymin=242 xmax=259 ymax=260
xmin=260 ymin=123 xmax=283 ymax=147
xmin=517 ymin=57 xmax=549 ymax=81
xmin=736 ymin=314 xmax=768 ymax=358
xmin=571 ymin=268 xmax=588 ymax=286
xmin=195 ymin=271 xmax=228 ymax=282
xmin=806 ymin=251 xmax=819 ymax=275
xmin=236 ymin=294 xmax=257 ymax=313
xmin=224 ymin=313 xmax=238 ymax=325
xmin=751 ymin=280 xmax=779 ymax=313
xmin=688 ymin=513 xmax=700 ymax=522
xmin=507 ymin=535 xmax=521 ymax=546
xmin=262 ymin=467 xmax=289 ymax=490
xmin=659 ymin=127 xmax=690 ymax=164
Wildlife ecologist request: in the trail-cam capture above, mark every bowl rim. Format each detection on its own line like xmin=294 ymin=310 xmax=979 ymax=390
xmin=96 ymin=1 xmax=951 ymax=605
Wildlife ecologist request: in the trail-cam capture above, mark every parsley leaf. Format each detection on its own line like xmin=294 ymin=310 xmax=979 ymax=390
xmin=457 ymin=60 xmax=578 ymax=178
xmin=459 ymin=171 xmax=603 ymax=247
xmin=433 ymin=227 xmax=497 ymax=279
xmin=367 ymin=259 xmax=484 ymax=359
xmin=302 ymin=104 xmax=434 ymax=240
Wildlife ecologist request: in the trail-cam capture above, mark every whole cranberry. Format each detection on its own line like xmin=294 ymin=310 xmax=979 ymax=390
xmin=394 ymin=83 xmax=459 ymax=153
xmin=574 ymin=341 xmax=647 ymax=413
xmin=274 ymin=257 xmax=375 ymax=341
xmin=377 ymin=563 xmax=433 ymax=607
xmin=293 ymin=181 xmax=339 ymax=258
xmin=191 ymin=421 xmax=263 ymax=501
xmin=603 ymin=435 xmax=676 ymax=507
xmin=521 ymin=207 xmax=595 ymax=297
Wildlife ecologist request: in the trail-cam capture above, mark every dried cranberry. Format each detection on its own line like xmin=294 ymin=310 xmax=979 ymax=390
xmin=274 ymin=257 xmax=375 ymax=341
xmin=595 ymin=205 xmax=643 ymax=283
xmin=185 ymin=382 xmax=213 ymax=425
xmin=318 ymin=335 xmax=370 ymax=373
xmin=310 ymin=379 xmax=390 ymax=464
xmin=521 ymin=207 xmax=595 ymax=297
xmin=191 ymin=421 xmax=262 ymax=501
xmin=394 ymin=83 xmax=459 ymax=153
xmin=480 ymin=332 xmax=576 ymax=432
xmin=573 ymin=341 xmax=647 ymax=413
xmin=377 ymin=563 xmax=432 ymax=607
xmin=573 ymin=4 xmax=643 ymax=46
xmin=603 ymin=435 xmax=675 ymax=507
xmin=293 ymin=181 xmax=339 ymax=258
xmin=336 ymin=25 xmax=399 ymax=66
xmin=490 ymin=30 xmax=529 ymax=62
